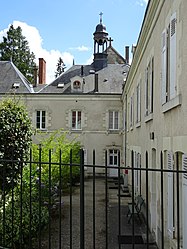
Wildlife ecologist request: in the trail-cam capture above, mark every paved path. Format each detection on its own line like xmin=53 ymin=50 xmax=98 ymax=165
xmin=37 ymin=177 xmax=158 ymax=249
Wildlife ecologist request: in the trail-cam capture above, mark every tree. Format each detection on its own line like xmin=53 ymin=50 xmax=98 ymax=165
xmin=0 ymin=24 xmax=36 ymax=83
xmin=0 ymin=97 xmax=33 ymax=191
xmin=55 ymin=57 xmax=66 ymax=78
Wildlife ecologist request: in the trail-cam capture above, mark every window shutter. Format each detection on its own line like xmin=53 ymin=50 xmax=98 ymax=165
xmin=161 ymin=29 xmax=167 ymax=104
xmin=167 ymin=151 xmax=174 ymax=238
xmin=150 ymin=57 xmax=154 ymax=113
xmin=145 ymin=68 xmax=148 ymax=115
xmin=130 ymin=95 xmax=134 ymax=127
xmin=170 ymin=12 xmax=177 ymax=100
xmin=182 ymin=154 xmax=187 ymax=249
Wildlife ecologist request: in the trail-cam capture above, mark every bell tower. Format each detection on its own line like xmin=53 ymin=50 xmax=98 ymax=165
xmin=93 ymin=12 xmax=108 ymax=71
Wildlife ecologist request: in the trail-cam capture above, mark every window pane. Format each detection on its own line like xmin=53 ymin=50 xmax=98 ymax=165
xmin=42 ymin=111 xmax=46 ymax=129
xmin=114 ymin=155 xmax=118 ymax=165
xmin=114 ymin=112 xmax=118 ymax=129
xmin=109 ymin=155 xmax=113 ymax=165
xmin=36 ymin=110 xmax=46 ymax=129
xmin=72 ymin=111 xmax=81 ymax=129
xmin=36 ymin=111 xmax=40 ymax=129
xmin=77 ymin=111 xmax=81 ymax=129
xmin=109 ymin=112 xmax=113 ymax=129
xmin=72 ymin=111 xmax=76 ymax=129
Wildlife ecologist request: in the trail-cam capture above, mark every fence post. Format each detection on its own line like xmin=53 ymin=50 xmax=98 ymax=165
xmin=160 ymin=151 xmax=164 ymax=249
xmin=131 ymin=150 xmax=135 ymax=249
xmin=80 ymin=149 xmax=85 ymax=249
xmin=105 ymin=150 xmax=108 ymax=249
xmin=70 ymin=149 xmax=73 ymax=249
xmin=146 ymin=151 xmax=149 ymax=249
xmin=93 ymin=149 xmax=96 ymax=249
xmin=118 ymin=150 xmax=121 ymax=249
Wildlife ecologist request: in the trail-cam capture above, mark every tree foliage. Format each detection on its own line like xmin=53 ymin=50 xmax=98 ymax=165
xmin=55 ymin=57 xmax=66 ymax=78
xmin=33 ymin=130 xmax=81 ymax=188
xmin=0 ymin=97 xmax=32 ymax=191
xmin=0 ymin=24 xmax=36 ymax=83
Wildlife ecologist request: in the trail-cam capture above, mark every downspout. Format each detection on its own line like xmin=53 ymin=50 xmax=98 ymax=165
xmin=126 ymin=94 xmax=128 ymax=167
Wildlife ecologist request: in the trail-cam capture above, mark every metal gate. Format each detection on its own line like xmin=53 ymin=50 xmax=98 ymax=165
xmin=0 ymin=149 xmax=184 ymax=248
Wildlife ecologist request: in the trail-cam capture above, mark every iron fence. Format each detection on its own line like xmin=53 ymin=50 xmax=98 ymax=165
xmin=0 ymin=149 xmax=185 ymax=249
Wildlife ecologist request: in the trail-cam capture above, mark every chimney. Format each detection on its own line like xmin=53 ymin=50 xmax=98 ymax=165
xmin=94 ymin=73 xmax=98 ymax=92
xmin=125 ymin=46 xmax=129 ymax=64
xmin=38 ymin=58 xmax=46 ymax=84
xmin=81 ymin=65 xmax=84 ymax=76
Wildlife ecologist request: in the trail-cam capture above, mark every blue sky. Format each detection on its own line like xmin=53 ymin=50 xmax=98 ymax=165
xmin=0 ymin=0 xmax=148 ymax=83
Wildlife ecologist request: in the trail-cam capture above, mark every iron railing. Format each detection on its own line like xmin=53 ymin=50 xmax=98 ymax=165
xmin=0 ymin=149 xmax=185 ymax=249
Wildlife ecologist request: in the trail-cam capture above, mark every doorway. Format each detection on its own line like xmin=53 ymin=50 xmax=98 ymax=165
xmin=109 ymin=149 xmax=120 ymax=177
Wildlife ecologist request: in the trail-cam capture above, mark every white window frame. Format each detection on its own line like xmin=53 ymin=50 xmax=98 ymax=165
xmin=130 ymin=95 xmax=134 ymax=128
xmin=36 ymin=110 xmax=46 ymax=130
xmin=109 ymin=111 xmax=119 ymax=130
xmin=109 ymin=149 xmax=119 ymax=167
xmin=161 ymin=12 xmax=177 ymax=104
xmin=145 ymin=57 xmax=154 ymax=117
xmin=136 ymin=82 xmax=141 ymax=124
xmin=72 ymin=110 xmax=82 ymax=130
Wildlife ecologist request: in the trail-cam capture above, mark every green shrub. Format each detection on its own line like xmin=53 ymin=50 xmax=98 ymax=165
xmin=0 ymin=97 xmax=32 ymax=192
xmin=0 ymin=130 xmax=81 ymax=248
xmin=32 ymin=130 xmax=81 ymax=190
xmin=0 ymin=175 xmax=49 ymax=248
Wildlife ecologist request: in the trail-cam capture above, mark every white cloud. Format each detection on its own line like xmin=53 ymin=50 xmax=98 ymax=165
xmin=69 ymin=45 xmax=91 ymax=52
xmin=0 ymin=21 xmax=74 ymax=83
xmin=86 ymin=54 xmax=94 ymax=65
xmin=136 ymin=0 xmax=148 ymax=7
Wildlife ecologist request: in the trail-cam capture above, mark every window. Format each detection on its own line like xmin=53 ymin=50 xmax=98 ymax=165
xmin=161 ymin=12 xmax=177 ymax=104
xmin=73 ymin=80 xmax=81 ymax=89
xmin=145 ymin=57 xmax=154 ymax=116
xmin=109 ymin=149 xmax=119 ymax=166
xmin=72 ymin=110 xmax=81 ymax=130
xmin=109 ymin=111 xmax=119 ymax=130
xmin=130 ymin=95 xmax=134 ymax=128
xmin=36 ymin=110 xmax=46 ymax=129
xmin=136 ymin=82 xmax=141 ymax=123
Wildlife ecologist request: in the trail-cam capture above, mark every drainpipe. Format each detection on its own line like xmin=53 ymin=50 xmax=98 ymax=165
xmin=125 ymin=46 xmax=129 ymax=64
xmin=94 ymin=73 xmax=98 ymax=92
xmin=124 ymin=92 xmax=127 ymax=168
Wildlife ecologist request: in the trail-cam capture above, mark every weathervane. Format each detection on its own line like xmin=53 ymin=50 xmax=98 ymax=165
xmin=99 ymin=12 xmax=103 ymax=24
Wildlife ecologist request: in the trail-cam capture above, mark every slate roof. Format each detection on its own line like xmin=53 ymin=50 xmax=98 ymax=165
xmin=0 ymin=61 xmax=34 ymax=94
xmin=38 ymin=64 xmax=93 ymax=93
xmin=39 ymin=62 xmax=129 ymax=94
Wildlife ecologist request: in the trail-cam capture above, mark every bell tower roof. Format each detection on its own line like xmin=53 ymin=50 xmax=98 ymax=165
xmin=94 ymin=12 xmax=108 ymax=37
xmin=93 ymin=12 xmax=108 ymax=71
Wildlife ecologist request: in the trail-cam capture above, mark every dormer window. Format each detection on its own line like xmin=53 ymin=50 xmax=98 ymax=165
xmin=73 ymin=80 xmax=81 ymax=89
xmin=12 ymin=83 xmax=20 ymax=88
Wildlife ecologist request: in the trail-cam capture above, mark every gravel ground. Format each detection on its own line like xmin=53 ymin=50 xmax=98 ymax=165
xmin=34 ymin=177 xmax=158 ymax=249
xmin=37 ymin=177 xmax=106 ymax=249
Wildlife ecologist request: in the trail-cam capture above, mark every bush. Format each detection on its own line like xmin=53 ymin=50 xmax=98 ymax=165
xmin=0 ymin=97 xmax=32 ymax=192
xmin=32 ymin=130 xmax=81 ymax=190
xmin=0 ymin=130 xmax=81 ymax=248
